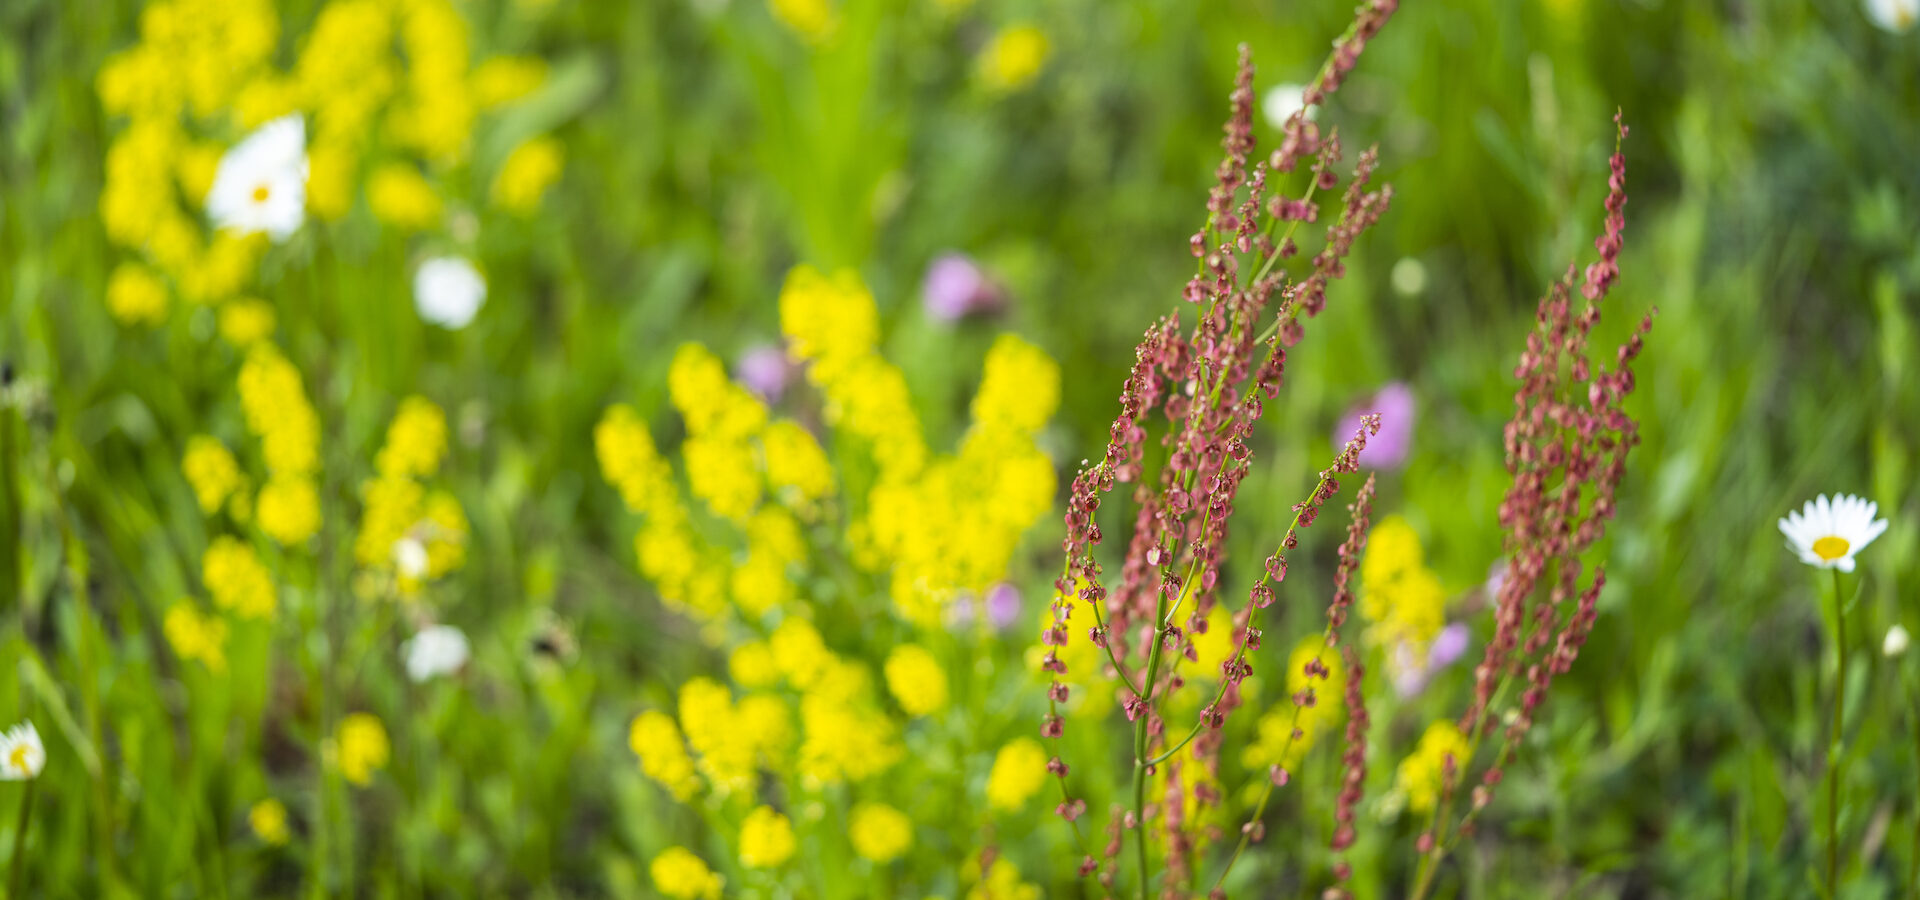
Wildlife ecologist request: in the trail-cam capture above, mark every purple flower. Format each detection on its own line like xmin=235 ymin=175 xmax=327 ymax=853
xmin=1333 ymin=382 xmax=1414 ymax=469
xmin=1392 ymin=622 xmax=1471 ymax=698
xmin=736 ymin=343 xmax=794 ymax=402
xmin=985 ymin=582 xmax=1022 ymax=629
xmin=921 ymin=253 xmax=1004 ymax=322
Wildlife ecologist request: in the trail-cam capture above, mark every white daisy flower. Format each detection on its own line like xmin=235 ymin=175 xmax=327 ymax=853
xmin=404 ymin=625 xmax=471 ymax=683
xmin=414 ymin=256 xmax=487 ymax=329
xmin=1778 ymin=493 xmax=1889 ymax=572
xmin=1867 ymin=0 xmax=1919 ymax=32
xmin=0 ymin=721 xmax=45 ymax=780
xmin=205 ymin=115 xmax=308 ymax=242
xmin=1886 ymin=624 xmax=1911 ymax=658
xmin=1261 ymin=83 xmax=1318 ymax=131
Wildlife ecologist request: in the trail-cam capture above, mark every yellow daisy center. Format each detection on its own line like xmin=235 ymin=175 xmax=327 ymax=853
xmin=8 ymin=744 xmax=29 ymax=774
xmin=252 ymin=184 xmax=271 ymax=203
xmin=1812 ymin=535 xmax=1850 ymax=562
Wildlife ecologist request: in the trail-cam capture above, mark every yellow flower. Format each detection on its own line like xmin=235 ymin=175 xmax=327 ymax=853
xmin=203 ymin=536 xmax=276 ymax=619
xmin=730 ymin=550 xmax=793 ymax=619
xmin=376 ymin=396 xmax=449 ymax=478
xmin=739 ymin=805 xmax=796 ymax=869
xmin=729 ymin=641 xmax=780 ymax=689
xmin=182 ymin=436 xmax=243 ymax=514
xmin=737 ymin=693 xmax=793 ymax=763
xmin=849 ymin=801 xmax=912 ymax=863
xmin=238 ymin=344 xmax=320 ymax=476
xmin=367 ymin=163 xmax=443 ymax=230
xmin=971 ymin=333 xmax=1059 ymax=435
xmin=1188 ymin=603 xmax=1239 ymax=681
xmin=306 ymin=142 xmax=357 ymax=221
xmin=762 ymin=420 xmax=835 ymax=509
xmin=630 ymin=710 xmax=701 ymax=802
xmin=163 ymin=602 xmax=229 ymax=672
xmin=249 ymin=798 xmax=290 ymax=845
xmin=679 ymin=678 xmax=758 ymax=793
xmin=985 ymin=737 xmax=1047 ymax=812
xmin=471 ymin=56 xmax=548 ymax=108
xmin=217 ymin=298 xmax=276 ymax=347
xmin=979 ymin=25 xmax=1050 ymax=93
xmin=107 ymin=262 xmax=169 ymax=326
xmin=491 ymin=136 xmax=564 ymax=214
xmin=883 ymin=644 xmax=949 ymax=717
xmin=331 ymin=713 xmax=390 ymax=787
xmin=1359 ymin=516 xmax=1446 ymax=650
xmin=966 ymin=858 xmax=1042 ymax=900
xmin=769 ymin=0 xmax=836 ymax=42
xmin=257 ymin=475 xmax=321 ymax=545
xmin=649 ymin=847 xmax=723 ymax=900
xmin=1396 ymin=720 xmax=1470 ymax=814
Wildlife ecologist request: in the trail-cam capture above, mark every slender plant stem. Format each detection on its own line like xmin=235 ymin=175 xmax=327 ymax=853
xmin=9 ymin=778 xmax=34 ymax=899
xmin=1827 ymin=566 xmax=1848 ymax=898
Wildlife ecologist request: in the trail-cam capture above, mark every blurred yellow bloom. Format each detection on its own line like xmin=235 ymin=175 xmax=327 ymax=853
xmin=979 ymin=25 xmax=1050 ymax=93
xmin=1243 ymin=635 xmax=1345 ymax=771
xmin=1359 ymin=516 xmax=1446 ymax=651
xmin=257 ymin=475 xmax=321 ymax=545
xmin=679 ymin=678 xmax=759 ymax=793
xmin=1188 ymin=603 xmax=1238 ymax=680
xmin=739 ymin=805 xmax=796 ymax=868
xmin=965 ymin=857 xmax=1042 ymax=900
xmin=762 ymin=420 xmax=835 ymax=510
xmin=737 ymin=693 xmax=793 ymax=763
xmin=883 ymin=644 xmax=949 ymax=716
xmin=630 ymin=710 xmax=702 ymax=802
xmin=985 ymin=737 xmax=1047 ymax=812
xmin=306 ymin=142 xmax=358 ymax=221
xmin=163 ymin=602 xmax=229 ymax=672
xmin=769 ymin=0 xmax=836 ymax=42
xmin=849 ymin=802 xmax=912 ymax=863
xmin=491 ymin=136 xmax=564 ymax=214
xmin=204 ymin=536 xmax=276 ymax=619
xmin=1397 ymin=719 xmax=1470 ymax=814
xmin=107 ymin=262 xmax=169 ymax=326
xmin=650 ymin=847 xmax=723 ymax=900
xmin=182 ymin=436 xmax=243 ymax=514
xmin=377 ymin=396 xmax=449 ymax=479
xmin=238 ymin=344 xmax=320 ymax=476
xmin=472 ymin=56 xmax=548 ymax=108
xmin=729 ymin=642 xmax=780 ymax=689
xmin=330 ymin=713 xmax=390 ymax=787
xmin=217 ymin=298 xmax=276 ymax=347
xmin=249 ymin=798 xmax=290 ymax=845
xmin=367 ymin=163 xmax=443 ymax=231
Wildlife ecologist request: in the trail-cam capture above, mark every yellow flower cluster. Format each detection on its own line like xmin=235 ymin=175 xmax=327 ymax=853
xmin=649 ymin=847 xmax=723 ymax=900
xmin=237 ymin=345 xmax=321 ymax=545
xmin=95 ymin=0 xmax=558 ymax=322
xmin=1360 ymin=516 xmax=1447 ymax=652
xmin=738 ymin=805 xmax=797 ymax=868
xmin=203 ymin=536 xmax=276 ymax=620
xmin=355 ymin=396 xmax=467 ymax=597
xmin=675 ymin=677 xmax=790 ymax=795
xmin=985 ymin=737 xmax=1048 ymax=812
xmin=1397 ymin=719 xmax=1471 ymax=814
xmin=864 ymin=332 xmax=1059 ymax=625
xmin=769 ymin=0 xmax=837 ymax=43
xmin=978 ymin=25 xmax=1051 ymax=93
xmin=629 ymin=710 xmax=702 ymax=802
xmin=329 ymin=712 xmax=390 ymax=787
xmin=182 ymin=436 xmax=244 ymax=516
xmin=107 ymin=263 xmax=170 ymax=326
xmin=1244 ymin=636 xmax=1347 ymax=771
xmin=249 ymin=799 xmax=290 ymax=846
xmin=779 ymin=267 xmax=926 ymax=479
xmin=492 ymin=137 xmax=565 ymax=215
xmin=163 ymin=602 xmax=229 ymax=672
xmin=670 ymin=343 xmax=770 ymax=523
xmin=217 ymin=299 xmax=276 ymax=347
xmin=595 ymin=405 xmax=724 ymax=620
xmin=849 ymin=801 xmax=912 ymax=863
xmin=883 ymin=644 xmax=949 ymax=717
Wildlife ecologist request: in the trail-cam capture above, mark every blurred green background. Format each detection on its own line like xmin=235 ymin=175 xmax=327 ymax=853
xmin=1 ymin=0 xmax=1918 ymax=896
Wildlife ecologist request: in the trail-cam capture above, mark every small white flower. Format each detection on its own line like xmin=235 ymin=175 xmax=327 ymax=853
xmin=1261 ymin=83 xmax=1317 ymax=131
xmin=205 ymin=115 xmax=308 ymax=242
xmin=1867 ymin=0 xmax=1919 ymax=32
xmin=1886 ymin=624 xmax=1911 ymax=658
xmin=0 ymin=721 xmax=45 ymax=780
xmin=1778 ymin=493 xmax=1889 ymax=573
xmin=404 ymin=625 xmax=471 ymax=683
xmin=414 ymin=256 xmax=487 ymax=329
xmin=393 ymin=537 xmax=430 ymax=580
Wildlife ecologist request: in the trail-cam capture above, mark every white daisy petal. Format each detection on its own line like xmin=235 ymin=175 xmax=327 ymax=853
xmin=206 ymin=115 xmax=308 ymax=243
xmin=415 ymin=257 xmax=487 ymax=329
xmin=0 ymin=721 xmax=45 ymax=780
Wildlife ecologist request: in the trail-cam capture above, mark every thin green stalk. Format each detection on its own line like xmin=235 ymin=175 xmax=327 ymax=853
xmin=8 ymin=779 xmax=33 ymax=899
xmin=1827 ymin=566 xmax=1848 ymax=898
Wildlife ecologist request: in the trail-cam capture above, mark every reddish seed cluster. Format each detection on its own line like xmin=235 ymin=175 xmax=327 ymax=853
xmin=1039 ymin=2 xmax=1402 ymax=892
xmin=1431 ymin=114 xmax=1654 ymax=854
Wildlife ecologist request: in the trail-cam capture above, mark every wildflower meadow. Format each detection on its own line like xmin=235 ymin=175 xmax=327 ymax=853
xmin=1 ymin=0 xmax=1917 ymax=897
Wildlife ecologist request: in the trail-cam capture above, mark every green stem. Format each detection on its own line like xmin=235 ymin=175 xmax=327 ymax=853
xmin=1828 ymin=566 xmax=1848 ymax=898
xmin=9 ymin=779 xmax=33 ymax=899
